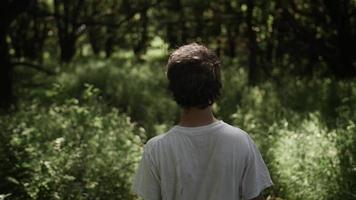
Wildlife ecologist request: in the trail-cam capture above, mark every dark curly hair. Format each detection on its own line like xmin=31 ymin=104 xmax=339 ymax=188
xmin=166 ymin=43 xmax=221 ymax=109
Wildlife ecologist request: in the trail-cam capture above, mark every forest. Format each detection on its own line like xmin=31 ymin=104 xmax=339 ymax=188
xmin=0 ymin=0 xmax=355 ymax=199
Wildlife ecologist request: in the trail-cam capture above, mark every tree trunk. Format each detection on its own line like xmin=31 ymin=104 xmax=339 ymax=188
xmin=166 ymin=22 xmax=178 ymax=48
xmin=0 ymin=29 xmax=13 ymax=110
xmin=88 ymin=27 xmax=101 ymax=55
xmin=134 ymin=1 xmax=149 ymax=57
xmin=0 ymin=0 xmax=32 ymax=110
xmin=179 ymin=2 xmax=187 ymax=44
xmin=227 ymin=26 xmax=236 ymax=57
xmin=324 ymin=0 xmax=356 ymax=78
xmin=194 ymin=7 xmax=204 ymax=40
xmin=54 ymin=0 xmax=83 ymax=63
xmin=246 ymin=0 xmax=259 ymax=85
xmin=59 ymin=36 xmax=76 ymax=62
xmin=105 ymin=29 xmax=115 ymax=58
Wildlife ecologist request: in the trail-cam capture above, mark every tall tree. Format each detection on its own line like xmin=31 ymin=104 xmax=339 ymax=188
xmin=323 ymin=0 xmax=356 ymax=77
xmin=0 ymin=0 xmax=33 ymax=110
xmin=246 ymin=0 xmax=259 ymax=85
xmin=54 ymin=0 xmax=86 ymax=63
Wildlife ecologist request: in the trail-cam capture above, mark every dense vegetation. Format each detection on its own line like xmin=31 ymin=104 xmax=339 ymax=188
xmin=1 ymin=0 xmax=355 ymax=199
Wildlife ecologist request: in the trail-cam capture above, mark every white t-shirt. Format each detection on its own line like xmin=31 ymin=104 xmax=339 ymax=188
xmin=132 ymin=120 xmax=273 ymax=200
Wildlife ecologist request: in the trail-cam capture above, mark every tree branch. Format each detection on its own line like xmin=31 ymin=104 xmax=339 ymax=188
xmin=12 ymin=62 xmax=56 ymax=75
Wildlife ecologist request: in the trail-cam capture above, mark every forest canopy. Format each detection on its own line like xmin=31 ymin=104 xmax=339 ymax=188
xmin=1 ymin=0 xmax=355 ymax=108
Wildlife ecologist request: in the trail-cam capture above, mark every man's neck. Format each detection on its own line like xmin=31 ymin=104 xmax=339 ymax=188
xmin=179 ymin=106 xmax=217 ymax=127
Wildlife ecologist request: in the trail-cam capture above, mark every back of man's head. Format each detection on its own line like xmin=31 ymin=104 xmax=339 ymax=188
xmin=166 ymin=43 xmax=221 ymax=109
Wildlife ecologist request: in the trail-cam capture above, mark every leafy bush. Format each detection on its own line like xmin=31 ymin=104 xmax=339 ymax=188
xmin=54 ymin=56 xmax=178 ymax=137
xmin=6 ymin=52 xmax=356 ymax=199
xmin=269 ymin=114 xmax=339 ymax=199
xmin=334 ymin=118 xmax=356 ymax=199
xmin=227 ymin=74 xmax=356 ymax=199
xmin=0 ymin=85 xmax=143 ymax=200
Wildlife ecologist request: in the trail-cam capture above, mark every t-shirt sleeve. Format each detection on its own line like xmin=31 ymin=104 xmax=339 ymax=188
xmin=132 ymin=145 xmax=161 ymax=200
xmin=241 ymin=135 xmax=273 ymax=199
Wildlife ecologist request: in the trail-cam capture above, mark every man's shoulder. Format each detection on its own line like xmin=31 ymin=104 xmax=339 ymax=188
xmin=145 ymin=134 xmax=166 ymax=147
xmin=218 ymin=122 xmax=251 ymax=140
xmin=144 ymin=122 xmax=252 ymax=150
xmin=144 ymin=130 xmax=174 ymax=151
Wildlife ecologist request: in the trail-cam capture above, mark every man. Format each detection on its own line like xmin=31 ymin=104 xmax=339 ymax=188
xmin=132 ymin=43 xmax=273 ymax=200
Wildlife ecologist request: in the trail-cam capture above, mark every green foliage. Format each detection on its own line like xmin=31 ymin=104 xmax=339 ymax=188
xmin=3 ymin=0 xmax=356 ymax=198
xmin=3 ymin=51 xmax=356 ymax=199
xmin=335 ymin=119 xmax=356 ymax=198
xmin=0 ymin=85 xmax=143 ymax=200
xmin=53 ymin=50 xmax=178 ymax=137
xmin=225 ymin=69 xmax=356 ymax=199
xmin=269 ymin=114 xmax=339 ymax=199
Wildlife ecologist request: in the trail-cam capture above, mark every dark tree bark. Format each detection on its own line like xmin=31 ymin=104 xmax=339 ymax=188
xmin=166 ymin=0 xmax=182 ymax=48
xmin=246 ymin=0 xmax=259 ymax=85
xmin=225 ymin=1 xmax=241 ymax=58
xmin=166 ymin=23 xmax=178 ymax=48
xmin=179 ymin=1 xmax=187 ymax=45
xmin=87 ymin=0 xmax=101 ymax=55
xmin=54 ymin=0 xmax=84 ymax=63
xmin=324 ymin=0 xmax=356 ymax=78
xmin=133 ymin=0 xmax=149 ymax=57
xmin=88 ymin=26 xmax=102 ymax=55
xmin=0 ymin=0 xmax=32 ymax=110
xmin=193 ymin=6 xmax=204 ymax=40
xmin=0 ymin=28 xmax=13 ymax=110
xmin=10 ymin=3 xmax=48 ymax=61
xmin=105 ymin=26 xmax=115 ymax=58
xmin=226 ymin=27 xmax=236 ymax=58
